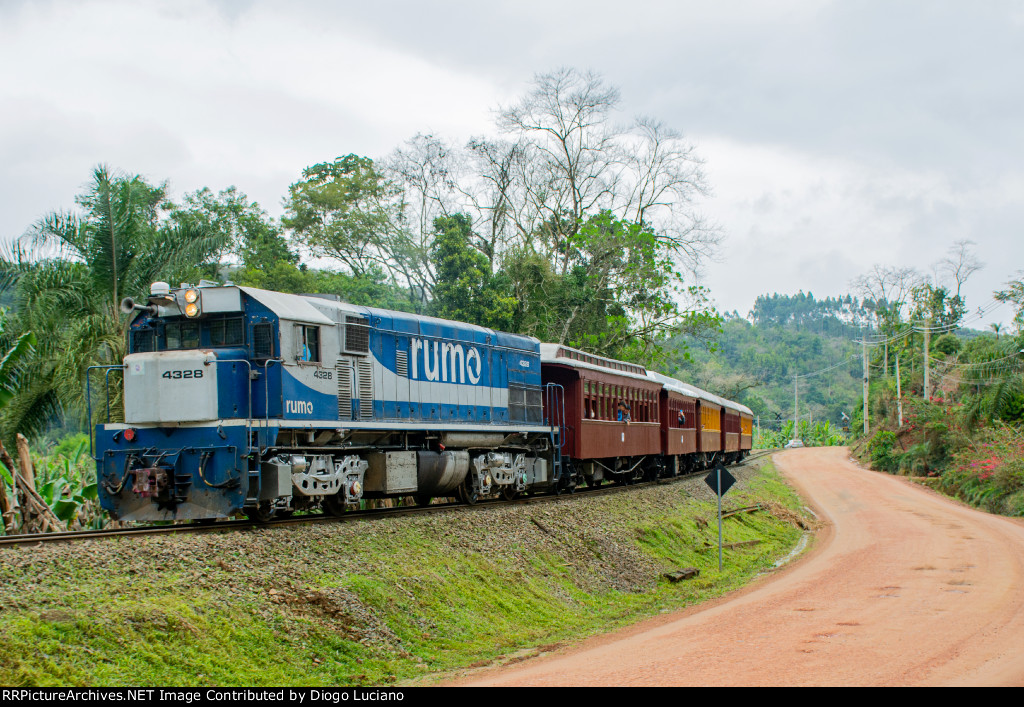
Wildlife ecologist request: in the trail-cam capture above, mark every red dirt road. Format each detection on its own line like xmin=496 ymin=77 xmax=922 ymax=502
xmin=453 ymin=447 xmax=1024 ymax=686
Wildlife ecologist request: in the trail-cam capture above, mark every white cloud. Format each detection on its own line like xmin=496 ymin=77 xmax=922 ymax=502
xmin=0 ymin=0 xmax=505 ymax=237
xmin=0 ymin=0 xmax=1021 ymax=328
xmin=698 ymin=136 xmax=1021 ymax=324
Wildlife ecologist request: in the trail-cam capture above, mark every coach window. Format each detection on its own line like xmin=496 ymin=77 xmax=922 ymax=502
xmin=297 ymin=325 xmax=320 ymax=363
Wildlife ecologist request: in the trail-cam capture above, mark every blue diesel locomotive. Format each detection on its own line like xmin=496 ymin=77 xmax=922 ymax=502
xmin=96 ymin=281 xmax=560 ymax=521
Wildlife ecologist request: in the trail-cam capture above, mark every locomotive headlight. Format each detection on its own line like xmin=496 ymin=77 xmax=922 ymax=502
xmin=184 ymin=302 xmax=200 ymax=318
xmin=184 ymin=288 xmax=199 ymax=304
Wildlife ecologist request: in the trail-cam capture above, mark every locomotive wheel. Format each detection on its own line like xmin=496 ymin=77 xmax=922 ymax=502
xmin=245 ymin=502 xmax=276 ymax=523
xmin=458 ymin=481 xmax=479 ymax=505
xmin=415 ymin=494 xmax=433 ymax=507
xmin=501 ymin=486 xmax=518 ymax=501
xmin=322 ymin=493 xmax=346 ymax=517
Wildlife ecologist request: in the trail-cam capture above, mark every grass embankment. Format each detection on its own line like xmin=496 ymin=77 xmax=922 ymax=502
xmin=0 ymin=459 xmax=813 ymax=686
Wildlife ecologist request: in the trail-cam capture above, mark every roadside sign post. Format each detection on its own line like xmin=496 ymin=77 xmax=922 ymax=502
xmin=705 ymin=463 xmax=737 ymax=571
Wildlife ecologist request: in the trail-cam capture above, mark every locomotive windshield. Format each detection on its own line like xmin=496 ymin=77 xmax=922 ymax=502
xmin=129 ymin=316 xmax=246 ymax=353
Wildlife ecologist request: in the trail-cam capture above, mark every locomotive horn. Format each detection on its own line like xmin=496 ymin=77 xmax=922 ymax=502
xmin=120 ymin=297 xmax=156 ymax=315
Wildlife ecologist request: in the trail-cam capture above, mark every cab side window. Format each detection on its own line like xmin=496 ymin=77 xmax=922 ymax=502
xmin=252 ymin=322 xmax=275 ymax=361
xmin=297 ymin=325 xmax=320 ymax=363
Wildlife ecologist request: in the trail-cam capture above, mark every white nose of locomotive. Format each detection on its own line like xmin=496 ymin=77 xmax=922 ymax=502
xmin=124 ymin=350 xmax=219 ymax=423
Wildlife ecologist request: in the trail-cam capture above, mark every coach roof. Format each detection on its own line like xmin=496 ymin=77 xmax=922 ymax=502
xmin=540 ymin=344 xmax=654 ymax=383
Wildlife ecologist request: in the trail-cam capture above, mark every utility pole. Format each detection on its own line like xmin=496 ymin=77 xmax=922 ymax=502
xmin=923 ymin=317 xmax=931 ymax=400
xmin=793 ymin=375 xmax=799 ymax=443
xmin=863 ymin=334 xmax=869 ymax=435
xmin=896 ymin=351 xmax=903 ymax=426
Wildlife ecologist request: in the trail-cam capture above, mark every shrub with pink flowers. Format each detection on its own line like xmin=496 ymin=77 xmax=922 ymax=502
xmin=941 ymin=424 xmax=1024 ymax=516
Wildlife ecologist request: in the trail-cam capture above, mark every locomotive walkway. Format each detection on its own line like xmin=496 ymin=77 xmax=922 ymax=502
xmin=451 ymin=447 xmax=1024 ymax=687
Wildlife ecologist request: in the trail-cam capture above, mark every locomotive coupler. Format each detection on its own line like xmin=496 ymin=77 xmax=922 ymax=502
xmin=131 ymin=466 xmax=170 ymax=497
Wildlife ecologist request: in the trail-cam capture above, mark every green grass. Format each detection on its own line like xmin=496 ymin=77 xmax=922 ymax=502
xmin=0 ymin=460 xmax=810 ymax=686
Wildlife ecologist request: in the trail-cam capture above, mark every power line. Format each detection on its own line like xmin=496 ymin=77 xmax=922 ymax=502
xmin=926 ymin=350 xmax=1024 ymax=368
xmin=853 ymin=299 xmax=1009 ymax=345
xmin=932 ymin=370 xmax=1022 ymax=386
xmin=796 ymin=355 xmax=858 ymax=379
xmin=913 ymin=299 xmax=1006 ymax=332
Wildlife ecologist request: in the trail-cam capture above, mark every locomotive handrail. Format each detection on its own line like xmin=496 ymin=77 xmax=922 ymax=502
xmin=86 ymin=364 xmax=127 ymax=459
xmin=212 ymin=357 xmax=283 ymax=453
xmin=261 ymin=359 xmax=283 ymax=447
xmin=543 ymin=382 xmax=566 ymax=450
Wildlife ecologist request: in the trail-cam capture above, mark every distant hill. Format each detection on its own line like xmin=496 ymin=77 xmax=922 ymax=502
xmin=658 ymin=292 xmax=869 ymax=428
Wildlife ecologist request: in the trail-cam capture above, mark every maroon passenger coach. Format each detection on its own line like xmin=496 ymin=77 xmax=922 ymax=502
xmin=540 ymin=344 xmax=662 ymax=484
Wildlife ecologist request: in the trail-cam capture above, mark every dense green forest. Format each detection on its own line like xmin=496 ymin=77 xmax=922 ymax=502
xmin=661 ymin=292 xmax=867 ymax=427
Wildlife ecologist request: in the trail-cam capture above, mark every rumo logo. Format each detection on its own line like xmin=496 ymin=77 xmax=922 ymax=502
xmin=286 ymin=400 xmax=314 ymax=414
xmin=410 ymin=338 xmax=482 ymax=384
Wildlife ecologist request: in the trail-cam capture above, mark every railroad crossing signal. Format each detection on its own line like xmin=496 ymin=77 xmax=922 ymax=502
xmin=705 ymin=463 xmax=736 ymax=571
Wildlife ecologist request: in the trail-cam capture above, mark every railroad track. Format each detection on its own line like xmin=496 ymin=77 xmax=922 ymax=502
xmin=0 ymin=449 xmax=779 ymax=549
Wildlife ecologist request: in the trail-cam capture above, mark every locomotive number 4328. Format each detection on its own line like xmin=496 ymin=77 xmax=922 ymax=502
xmin=162 ymin=370 xmax=204 ymax=380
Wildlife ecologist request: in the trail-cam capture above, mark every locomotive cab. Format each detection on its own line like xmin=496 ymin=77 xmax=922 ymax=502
xmin=98 ymin=282 xmax=367 ymax=522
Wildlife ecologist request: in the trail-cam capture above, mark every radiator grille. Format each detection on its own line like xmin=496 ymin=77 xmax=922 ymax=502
xmin=336 ymin=361 xmax=352 ymax=420
xmin=345 ymin=316 xmax=369 ymax=353
xmin=395 ymin=350 xmax=408 ymax=377
xmin=357 ymin=359 xmax=373 ymax=419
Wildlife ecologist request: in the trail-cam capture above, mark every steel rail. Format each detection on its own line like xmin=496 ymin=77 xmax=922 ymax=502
xmin=0 ymin=450 xmax=776 ymax=549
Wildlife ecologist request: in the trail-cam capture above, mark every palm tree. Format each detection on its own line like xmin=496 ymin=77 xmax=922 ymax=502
xmin=0 ymin=166 xmax=228 ymax=441
xmin=963 ymin=338 xmax=1024 ymax=428
xmin=0 ymin=314 xmax=36 ymax=411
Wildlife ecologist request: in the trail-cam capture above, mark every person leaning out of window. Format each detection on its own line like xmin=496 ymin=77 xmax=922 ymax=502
xmin=617 ymin=400 xmax=631 ymax=423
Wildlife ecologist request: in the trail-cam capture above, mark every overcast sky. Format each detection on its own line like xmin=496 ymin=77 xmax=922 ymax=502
xmin=1 ymin=0 xmax=1021 ymax=327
